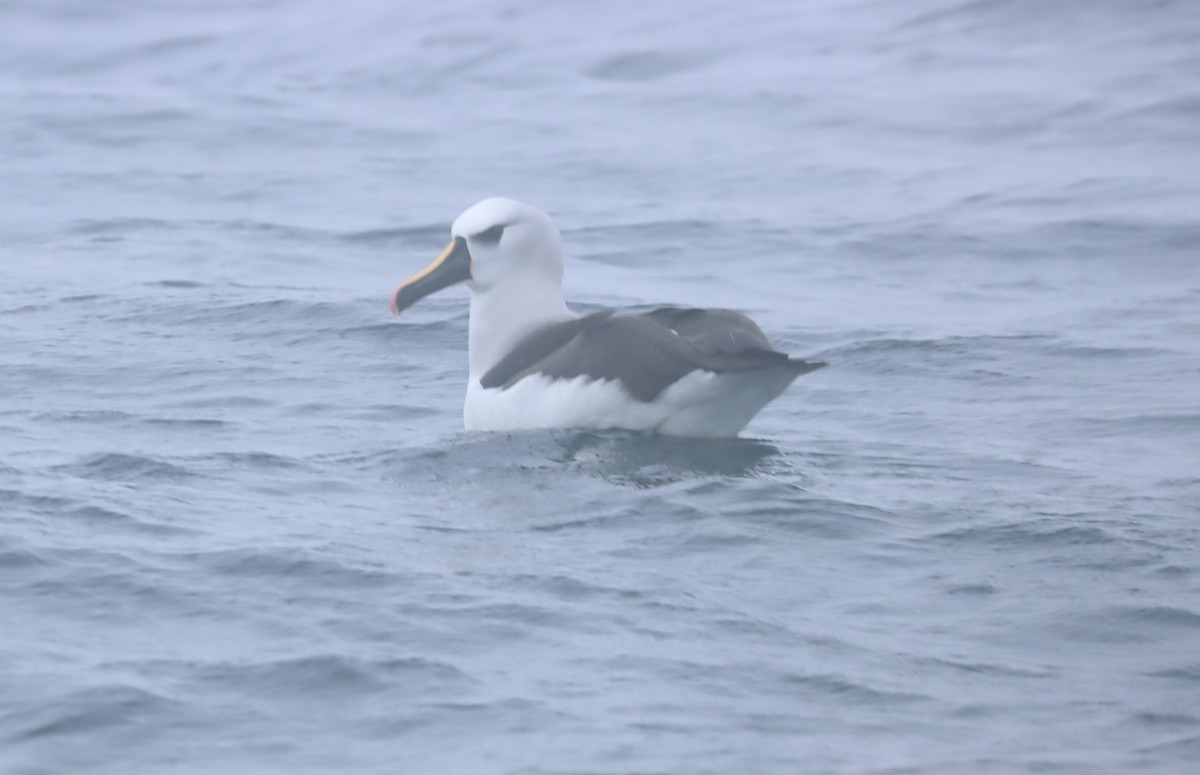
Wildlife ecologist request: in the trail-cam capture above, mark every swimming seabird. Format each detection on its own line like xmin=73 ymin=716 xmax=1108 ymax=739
xmin=390 ymin=198 xmax=825 ymax=437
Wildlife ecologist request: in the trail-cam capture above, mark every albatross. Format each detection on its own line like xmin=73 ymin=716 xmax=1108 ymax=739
xmin=390 ymin=198 xmax=825 ymax=437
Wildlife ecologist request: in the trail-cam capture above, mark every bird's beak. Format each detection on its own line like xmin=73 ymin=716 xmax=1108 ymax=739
xmin=390 ymin=236 xmax=473 ymax=317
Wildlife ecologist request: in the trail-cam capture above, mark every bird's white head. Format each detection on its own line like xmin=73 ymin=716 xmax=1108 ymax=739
xmin=451 ymin=197 xmax=564 ymax=293
xmin=390 ymin=197 xmax=575 ymax=378
xmin=390 ymin=197 xmax=566 ymax=316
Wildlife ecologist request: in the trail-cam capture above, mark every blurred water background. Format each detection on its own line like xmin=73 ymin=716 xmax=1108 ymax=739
xmin=2 ymin=0 xmax=1199 ymax=772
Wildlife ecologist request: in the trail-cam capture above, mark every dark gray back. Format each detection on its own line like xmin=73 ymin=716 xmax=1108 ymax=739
xmin=480 ymin=307 xmax=825 ymax=402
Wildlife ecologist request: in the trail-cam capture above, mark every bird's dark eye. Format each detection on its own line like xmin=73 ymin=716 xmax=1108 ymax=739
xmin=474 ymin=224 xmax=506 ymax=245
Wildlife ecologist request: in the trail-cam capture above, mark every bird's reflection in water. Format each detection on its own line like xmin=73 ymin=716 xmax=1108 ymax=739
xmin=550 ymin=430 xmax=784 ymax=487
xmin=422 ymin=429 xmax=789 ymax=491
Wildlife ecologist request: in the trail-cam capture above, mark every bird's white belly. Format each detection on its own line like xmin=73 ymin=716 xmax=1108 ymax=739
xmin=464 ymin=374 xmax=661 ymax=433
xmin=463 ymin=367 xmax=798 ymax=437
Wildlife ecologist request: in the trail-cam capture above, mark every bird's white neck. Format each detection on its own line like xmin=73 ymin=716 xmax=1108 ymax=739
xmin=467 ymin=277 xmax=574 ymax=380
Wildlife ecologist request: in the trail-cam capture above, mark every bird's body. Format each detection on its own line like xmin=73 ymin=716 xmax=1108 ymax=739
xmin=390 ymin=198 xmax=824 ymax=438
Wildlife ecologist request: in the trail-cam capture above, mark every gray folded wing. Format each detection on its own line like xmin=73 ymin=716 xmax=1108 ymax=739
xmin=640 ymin=306 xmax=775 ymax=354
xmin=480 ymin=308 xmax=825 ymax=403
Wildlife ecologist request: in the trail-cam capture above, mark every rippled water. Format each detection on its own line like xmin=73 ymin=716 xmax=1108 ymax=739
xmin=3 ymin=1 xmax=1200 ymax=773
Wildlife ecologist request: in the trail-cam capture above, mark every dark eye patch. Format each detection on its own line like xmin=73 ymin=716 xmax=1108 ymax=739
xmin=474 ymin=223 xmax=506 ymax=245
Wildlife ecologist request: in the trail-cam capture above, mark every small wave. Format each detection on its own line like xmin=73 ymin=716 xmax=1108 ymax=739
xmin=171 ymin=298 xmax=351 ymax=328
xmin=55 ymin=33 xmax=215 ymax=75
xmin=713 ymin=480 xmax=898 ymax=539
xmin=190 ymin=547 xmax=396 ymax=589
xmin=68 ymin=217 xmax=182 ymax=237
xmin=946 ymin=582 xmax=999 ymax=596
xmin=360 ymin=697 xmax=557 ymax=738
xmin=904 ymin=654 xmax=1049 ymax=679
xmin=1147 ymin=664 xmax=1200 ymax=682
xmin=421 ymin=601 xmax=584 ymax=633
xmin=0 ymin=546 xmax=48 ymax=571
xmin=893 ymin=0 xmax=996 ymax=32
xmin=189 ymin=654 xmax=473 ymax=699
xmin=569 ymin=217 xmax=720 ymax=241
xmin=141 ymin=417 xmax=232 ymax=430
xmin=338 ymin=224 xmax=448 ymax=245
xmin=118 ymin=296 xmax=412 ymax=351
xmin=34 ymin=410 xmax=137 ymax=424
xmin=621 ymin=657 xmax=928 ymax=706
xmin=0 ymin=302 xmax=51 ymax=316
xmin=503 ymin=573 xmax=646 ymax=604
xmin=58 ymin=293 xmax=109 ymax=305
xmin=1030 ymin=217 xmax=1200 ymax=258
xmin=585 ymin=49 xmax=714 ymax=82
xmin=0 ymin=488 xmax=76 ymax=515
xmin=1076 ymin=413 xmax=1200 ymax=437
xmin=1136 ymin=734 xmax=1200 ymax=757
xmin=1154 ymin=564 xmax=1197 ymax=578
xmin=1040 ymin=343 xmax=1176 ymax=360
xmin=928 ymin=521 xmax=1116 ymax=548
xmin=829 ymin=334 xmax=1047 ymax=357
xmin=27 ymin=568 xmax=192 ymax=616
xmin=1120 ymin=93 xmax=1200 ymax=122
xmin=52 ymin=453 xmax=193 ymax=482
xmin=779 ymin=672 xmax=929 ymax=705
xmin=198 ymin=218 xmax=341 ymax=244
xmin=143 ymin=279 xmax=207 ymax=289
xmin=1047 ymin=603 xmax=1200 ymax=646
xmin=65 ymin=505 xmax=197 ymax=537
xmin=1107 ymin=605 xmax=1200 ymax=630
xmin=208 ymin=452 xmax=305 ymax=470
xmin=10 ymin=685 xmax=182 ymax=743
xmin=1128 ymin=710 xmax=1199 ymax=727
xmin=818 ymin=334 xmax=1057 ymax=380
xmin=529 ymin=499 xmax=706 ymax=534
xmin=164 ymin=395 xmax=274 ymax=410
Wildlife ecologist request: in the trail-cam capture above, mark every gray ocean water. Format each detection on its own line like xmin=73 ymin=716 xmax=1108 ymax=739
xmin=3 ymin=1 xmax=1200 ymax=773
